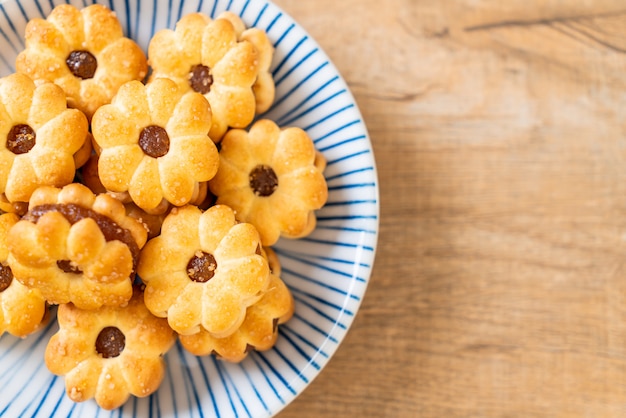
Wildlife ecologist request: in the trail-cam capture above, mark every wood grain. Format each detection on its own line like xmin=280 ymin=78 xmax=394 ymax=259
xmin=272 ymin=0 xmax=626 ymax=416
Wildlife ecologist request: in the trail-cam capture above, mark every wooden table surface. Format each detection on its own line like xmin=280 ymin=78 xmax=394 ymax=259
xmin=272 ymin=0 xmax=626 ymax=417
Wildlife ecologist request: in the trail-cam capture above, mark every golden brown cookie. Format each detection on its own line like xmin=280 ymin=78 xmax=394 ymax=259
xmin=0 ymin=213 xmax=48 ymax=337
xmin=209 ymin=119 xmax=328 ymax=246
xmin=0 ymin=73 xmax=89 ymax=205
xmin=16 ymin=4 xmax=148 ymax=120
xmin=45 ymin=286 xmax=176 ymax=410
xmin=147 ymin=12 xmax=261 ymax=142
xmin=91 ymin=78 xmax=219 ymax=212
xmin=179 ymin=271 xmax=294 ymax=361
xmin=7 ymin=183 xmax=148 ymax=310
xmin=137 ymin=204 xmax=270 ymax=337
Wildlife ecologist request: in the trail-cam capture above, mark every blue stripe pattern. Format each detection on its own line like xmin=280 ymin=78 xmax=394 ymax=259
xmin=0 ymin=0 xmax=378 ymax=417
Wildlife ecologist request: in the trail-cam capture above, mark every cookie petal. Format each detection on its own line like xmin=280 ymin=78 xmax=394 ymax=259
xmin=166 ymin=91 xmax=212 ymax=138
xmin=82 ymin=4 xmax=123 ymax=53
xmin=212 ymin=41 xmax=258 ymax=87
xmin=97 ymin=39 xmax=148 ymax=88
xmin=277 ymin=168 xmax=328 ymax=209
xmin=244 ymin=197 xmax=281 ymax=246
xmin=198 ymin=204 xmax=238 ymax=251
xmin=121 ymin=355 xmax=166 ymax=398
xmin=0 ymin=282 xmax=46 ymax=337
xmin=200 ymin=18 xmax=237 ymax=67
xmin=213 ymin=222 xmax=262 ymax=260
xmin=272 ymin=127 xmax=317 ymax=175
xmin=46 ymin=4 xmax=84 ymax=50
xmin=168 ymin=281 xmax=203 ymax=334
xmin=146 ymin=78 xmax=185 ymax=128
xmin=128 ymin=157 xmax=165 ymax=210
xmin=64 ymin=357 xmax=102 ymax=403
xmin=98 ymin=146 xmax=145 ymax=192
xmin=200 ymin=283 xmax=246 ymax=338
xmin=143 ymin=271 xmax=190 ymax=318
xmin=28 ymin=82 xmax=69 ymax=130
xmin=217 ymin=254 xmax=269 ymax=301
xmin=95 ymin=362 xmax=129 ymax=410
xmin=38 ymin=109 xmax=88 ymax=152
xmin=0 ymin=74 xmax=34 ymax=122
xmin=0 ymin=151 xmax=14 ymax=192
xmin=83 ymin=240 xmax=134 ymax=284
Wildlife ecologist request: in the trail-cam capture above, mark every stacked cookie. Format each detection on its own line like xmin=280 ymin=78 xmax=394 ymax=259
xmin=0 ymin=4 xmax=327 ymax=411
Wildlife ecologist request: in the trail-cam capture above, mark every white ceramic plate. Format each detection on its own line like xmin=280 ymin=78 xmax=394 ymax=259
xmin=0 ymin=0 xmax=379 ymax=416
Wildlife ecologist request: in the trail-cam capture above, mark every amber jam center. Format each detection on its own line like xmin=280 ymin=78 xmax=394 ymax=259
xmin=139 ymin=125 xmax=170 ymax=158
xmin=249 ymin=165 xmax=279 ymax=197
xmin=66 ymin=50 xmax=97 ymax=79
xmin=0 ymin=264 xmax=13 ymax=292
xmin=57 ymin=259 xmax=83 ymax=275
xmin=188 ymin=64 xmax=213 ymax=94
xmin=7 ymin=124 xmax=36 ymax=155
xmin=187 ymin=251 xmax=217 ymax=283
xmin=95 ymin=326 xmax=125 ymax=358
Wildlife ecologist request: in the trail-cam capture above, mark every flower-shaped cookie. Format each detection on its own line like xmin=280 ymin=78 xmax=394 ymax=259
xmin=91 ymin=78 xmax=219 ymax=212
xmin=45 ymin=286 xmax=176 ymax=410
xmin=0 ymin=213 xmax=48 ymax=337
xmin=147 ymin=12 xmax=261 ymax=142
xmin=16 ymin=4 xmax=148 ymax=120
xmin=0 ymin=73 xmax=88 ymax=205
xmin=7 ymin=183 xmax=148 ymax=310
xmin=179 ymin=270 xmax=294 ymax=361
xmin=137 ymin=204 xmax=271 ymax=337
xmin=209 ymin=119 xmax=328 ymax=246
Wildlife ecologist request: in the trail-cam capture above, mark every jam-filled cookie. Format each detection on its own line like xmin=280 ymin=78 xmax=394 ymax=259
xmin=209 ymin=119 xmax=328 ymax=246
xmin=137 ymin=204 xmax=270 ymax=337
xmin=7 ymin=183 xmax=148 ymax=310
xmin=91 ymin=78 xmax=219 ymax=212
xmin=0 ymin=213 xmax=48 ymax=337
xmin=45 ymin=286 xmax=176 ymax=410
xmin=147 ymin=12 xmax=261 ymax=142
xmin=16 ymin=4 xmax=148 ymax=120
xmin=179 ymin=263 xmax=294 ymax=361
xmin=0 ymin=73 xmax=89 ymax=206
